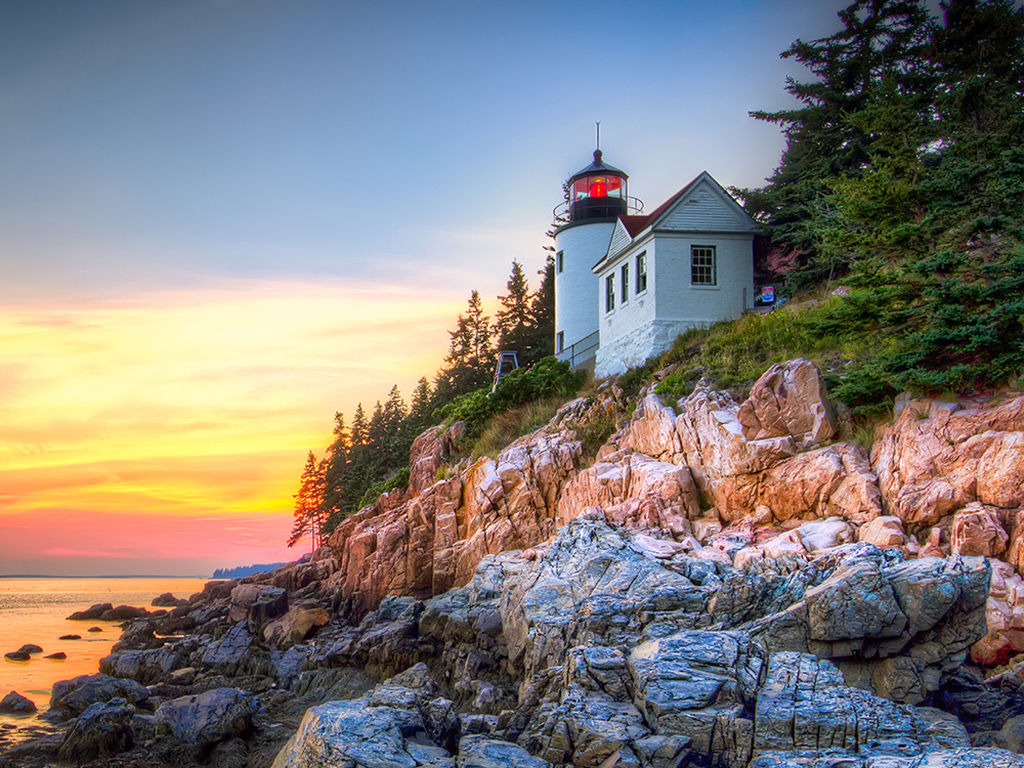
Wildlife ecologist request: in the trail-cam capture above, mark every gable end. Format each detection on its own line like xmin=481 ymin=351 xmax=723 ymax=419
xmin=654 ymin=172 xmax=758 ymax=234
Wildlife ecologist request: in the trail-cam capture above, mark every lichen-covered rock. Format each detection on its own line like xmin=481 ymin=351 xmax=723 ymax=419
xmin=199 ymin=620 xmax=253 ymax=675
xmin=952 ymin=502 xmax=1010 ymax=557
xmin=271 ymin=698 xmax=423 ymax=768
xmin=49 ymin=673 xmax=150 ymax=717
xmin=0 ymin=690 xmax=36 ymax=715
xmin=872 ymin=394 xmax=1024 ymax=527
xmin=56 ymin=698 xmax=134 ymax=762
xmin=100 ymin=644 xmax=185 ymax=684
xmin=736 ymin=359 xmax=837 ymax=448
xmin=228 ymin=583 xmax=288 ymax=627
xmin=263 ymin=604 xmax=330 ymax=648
xmin=154 ymin=687 xmax=257 ymax=757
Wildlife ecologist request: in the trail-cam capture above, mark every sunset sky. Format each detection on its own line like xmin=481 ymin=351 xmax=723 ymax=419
xmin=0 ymin=0 xmax=848 ymax=576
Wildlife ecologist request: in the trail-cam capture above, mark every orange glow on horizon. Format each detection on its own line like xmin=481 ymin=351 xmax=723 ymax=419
xmin=0 ymin=277 xmax=462 ymax=575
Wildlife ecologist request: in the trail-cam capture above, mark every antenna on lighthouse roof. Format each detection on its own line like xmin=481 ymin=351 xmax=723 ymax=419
xmin=595 ymin=121 xmax=600 ymax=151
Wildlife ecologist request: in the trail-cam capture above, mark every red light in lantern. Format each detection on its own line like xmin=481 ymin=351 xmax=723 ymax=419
xmin=589 ymin=180 xmax=607 ymax=198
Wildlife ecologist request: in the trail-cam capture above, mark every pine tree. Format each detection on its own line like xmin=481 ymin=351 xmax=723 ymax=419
xmin=435 ymin=290 xmax=494 ymax=399
xmin=409 ymin=377 xmax=432 ymax=427
xmin=350 ymin=403 xmax=368 ymax=447
xmin=381 ymin=385 xmax=408 ymax=469
xmin=288 ymin=451 xmax=327 ymax=551
xmin=495 ymin=261 xmax=533 ymax=354
xmin=465 ymin=290 xmax=492 ymax=371
xmin=744 ymin=0 xmax=937 ymax=287
xmin=525 ymin=253 xmax=555 ymax=365
xmin=320 ymin=412 xmax=349 ymax=534
xmin=928 ymin=0 xmax=1024 ymax=240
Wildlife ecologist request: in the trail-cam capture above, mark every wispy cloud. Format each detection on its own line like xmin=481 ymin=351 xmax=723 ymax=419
xmin=0 ymin=276 xmax=463 ymax=574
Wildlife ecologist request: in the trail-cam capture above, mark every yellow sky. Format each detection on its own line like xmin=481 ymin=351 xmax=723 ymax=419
xmin=0 ymin=277 xmax=462 ymax=575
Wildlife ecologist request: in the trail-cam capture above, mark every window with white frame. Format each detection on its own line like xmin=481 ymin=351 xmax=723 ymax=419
xmin=691 ymin=245 xmax=716 ymax=285
xmin=556 ymin=331 xmax=564 ymax=353
xmin=620 ymin=264 xmax=629 ymax=302
xmin=556 ymin=250 xmax=564 ymax=274
xmin=636 ymin=252 xmax=647 ymax=293
xmin=605 ymin=274 xmax=615 ymax=312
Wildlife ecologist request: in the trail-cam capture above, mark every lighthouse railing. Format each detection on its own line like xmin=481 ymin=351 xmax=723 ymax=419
xmin=551 ymin=196 xmax=645 ymax=226
xmin=556 ymin=330 xmax=599 ymax=369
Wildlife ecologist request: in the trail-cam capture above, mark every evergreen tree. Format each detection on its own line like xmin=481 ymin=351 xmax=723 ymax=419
xmin=435 ymin=290 xmax=494 ymax=399
xmin=928 ymin=0 xmax=1024 ymax=241
xmin=409 ymin=377 xmax=432 ymax=429
xmin=495 ymin=261 xmax=534 ymax=355
xmin=321 ymin=412 xmax=349 ymax=530
xmin=525 ymin=253 xmax=555 ymax=365
xmin=288 ymin=451 xmax=327 ymax=551
xmin=350 ymin=403 xmax=368 ymax=447
xmin=380 ymin=385 xmax=409 ymax=469
xmin=743 ymin=0 xmax=937 ymax=287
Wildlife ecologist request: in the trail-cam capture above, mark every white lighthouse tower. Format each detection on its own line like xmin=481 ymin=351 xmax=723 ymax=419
xmin=553 ymin=147 xmax=641 ymax=369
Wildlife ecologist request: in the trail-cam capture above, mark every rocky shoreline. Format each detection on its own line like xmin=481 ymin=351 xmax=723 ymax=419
xmin=5 ymin=360 xmax=1024 ymax=767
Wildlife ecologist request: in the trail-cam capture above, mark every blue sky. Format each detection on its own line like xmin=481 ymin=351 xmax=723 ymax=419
xmin=0 ymin=0 xmax=860 ymax=574
xmin=1 ymin=0 xmax=850 ymax=303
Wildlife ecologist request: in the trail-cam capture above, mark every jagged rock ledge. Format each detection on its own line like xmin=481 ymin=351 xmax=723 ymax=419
xmin=6 ymin=359 xmax=1024 ymax=768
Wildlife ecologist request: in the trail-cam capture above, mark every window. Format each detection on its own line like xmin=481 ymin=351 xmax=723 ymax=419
xmin=620 ymin=264 xmax=629 ymax=301
xmin=556 ymin=250 xmax=564 ymax=274
xmin=556 ymin=331 xmax=564 ymax=353
xmin=691 ymin=245 xmax=716 ymax=285
xmin=605 ymin=274 xmax=615 ymax=312
xmin=636 ymin=252 xmax=647 ymax=293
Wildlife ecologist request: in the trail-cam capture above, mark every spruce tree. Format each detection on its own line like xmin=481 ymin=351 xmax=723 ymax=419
xmin=435 ymin=290 xmax=494 ymax=398
xmin=744 ymin=0 xmax=936 ymax=287
xmin=495 ymin=261 xmax=533 ymax=355
xmin=525 ymin=254 xmax=555 ymax=365
xmin=320 ymin=412 xmax=349 ymax=531
xmin=288 ymin=451 xmax=327 ymax=551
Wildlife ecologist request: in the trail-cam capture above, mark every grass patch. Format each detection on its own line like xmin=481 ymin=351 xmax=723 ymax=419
xmin=651 ymin=295 xmax=855 ymax=404
xmin=574 ymin=408 xmax=618 ymax=459
xmin=470 ymin=396 xmax=565 ymax=459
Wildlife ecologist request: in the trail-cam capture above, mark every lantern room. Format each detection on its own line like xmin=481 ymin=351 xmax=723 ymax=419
xmin=567 ymin=149 xmax=629 ymax=221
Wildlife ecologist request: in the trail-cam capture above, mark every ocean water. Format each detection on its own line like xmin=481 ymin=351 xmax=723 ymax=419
xmin=0 ymin=577 xmax=208 ymax=733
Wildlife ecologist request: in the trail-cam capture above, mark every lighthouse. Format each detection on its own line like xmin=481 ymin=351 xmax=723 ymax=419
xmin=552 ymin=148 xmax=640 ymax=369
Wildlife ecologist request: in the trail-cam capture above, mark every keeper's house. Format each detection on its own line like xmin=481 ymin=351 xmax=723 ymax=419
xmin=552 ymin=149 xmax=759 ymax=378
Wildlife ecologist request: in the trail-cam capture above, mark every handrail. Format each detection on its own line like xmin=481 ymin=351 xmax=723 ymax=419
xmin=551 ymin=196 xmax=645 ymax=226
xmin=556 ymin=331 xmax=599 ymax=369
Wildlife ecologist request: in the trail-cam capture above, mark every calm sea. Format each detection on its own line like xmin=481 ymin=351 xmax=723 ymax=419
xmin=0 ymin=577 xmax=208 ymax=733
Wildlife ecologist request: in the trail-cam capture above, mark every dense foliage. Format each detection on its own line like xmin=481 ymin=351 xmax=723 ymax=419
xmin=437 ymin=356 xmax=584 ymax=439
xmin=288 ymin=258 xmax=556 ymax=546
xmin=732 ymin=0 xmax=1024 ymax=411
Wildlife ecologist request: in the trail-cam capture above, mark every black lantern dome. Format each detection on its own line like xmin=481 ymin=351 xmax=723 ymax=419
xmin=567 ymin=149 xmax=629 ymax=221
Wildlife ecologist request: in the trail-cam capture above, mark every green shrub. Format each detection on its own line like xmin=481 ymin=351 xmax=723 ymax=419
xmin=357 ymin=466 xmax=411 ymax=509
xmin=574 ymin=409 xmax=617 ymax=459
xmin=438 ymin=356 xmax=583 ymax=440
xmin=617 ymin=356 xmax=660 ymax=397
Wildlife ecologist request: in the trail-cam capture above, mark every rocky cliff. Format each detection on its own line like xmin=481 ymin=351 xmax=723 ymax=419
xmin=7 ymin=360 xmax=1024 ymax=768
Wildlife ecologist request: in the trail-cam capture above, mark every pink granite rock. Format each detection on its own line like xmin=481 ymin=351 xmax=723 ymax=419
xmin=950 ymin=502 xmax=1009 ymax=558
